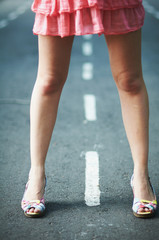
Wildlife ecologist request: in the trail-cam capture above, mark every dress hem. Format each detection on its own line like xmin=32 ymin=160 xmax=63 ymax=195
xmin=32 ymin=24 xmax=143 ymax=38
xmin=32 ymin=1 xmax=145 ymax=38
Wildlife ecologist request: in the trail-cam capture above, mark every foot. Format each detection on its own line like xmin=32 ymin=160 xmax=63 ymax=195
xmin=132 ymin=171 xmax=156 ymax=213
xmin=23 ymin=168 xmax=46 ymax=214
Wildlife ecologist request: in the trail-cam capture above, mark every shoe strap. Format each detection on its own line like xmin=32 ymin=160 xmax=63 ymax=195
xmin=133 ymin=198 xmax=157 ymax=214
xmin=29 ymin=200 xmax=41 ymax=204
xmin=140 ymin=199 xmax=157 ymax=205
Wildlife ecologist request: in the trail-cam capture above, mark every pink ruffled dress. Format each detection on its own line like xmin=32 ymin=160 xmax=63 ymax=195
xmin=31 ymin=0 xmax=145 ymax=38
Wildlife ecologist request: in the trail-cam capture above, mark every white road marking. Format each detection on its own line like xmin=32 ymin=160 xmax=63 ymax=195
xmin=82 ymin=35 xmax=93 ymax=40
xmin=84 ymin=94 xmax=97 ymax=121
xmin=8 ymin=12 xmax=19 ymax=21
xmin=82 ymin=42 xmax=93 ymax=56
xmin=0 ymin=19 xmax=8 ymax=28
xmin=85 ymin=151 xmax=100 ymax=206
xmin=0 ymin=4 xmax=29 ymax=29
xmin=143 ymin=1 xmax=159 ymax=20
xmin=0 ymin=98 xmax=30 ymax=105
xmin=16 ymin=5 xmax=28 ymax=15
xmin=82 ymin=62 xmax=93 ymax=80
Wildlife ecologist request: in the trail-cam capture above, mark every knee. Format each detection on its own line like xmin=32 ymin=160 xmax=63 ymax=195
xmin=114 ymin=71 xmax=143 ymax=94
xmin=37 ymin=73 xmax=66 ymax=95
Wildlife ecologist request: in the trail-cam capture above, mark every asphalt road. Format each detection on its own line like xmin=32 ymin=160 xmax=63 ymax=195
xmin=0 ymin=0 xmax=159 ymax=239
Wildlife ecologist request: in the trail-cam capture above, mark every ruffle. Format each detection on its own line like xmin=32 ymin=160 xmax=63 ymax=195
xmin=31 ymin=0 xmax=143 ymax=16
xmin=32 ymin=4 xmax=145 ymax=38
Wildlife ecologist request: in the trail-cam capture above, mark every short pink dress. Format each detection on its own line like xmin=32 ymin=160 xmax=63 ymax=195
xmin=31 ymin=0 xmax=145 ymax=38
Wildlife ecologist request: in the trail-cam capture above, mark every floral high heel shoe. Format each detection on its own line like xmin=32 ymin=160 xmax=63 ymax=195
xmin=21 ymin=177 xmax=46 ymax=218
xmin=130 ymin=174 xmax=157 ymax=218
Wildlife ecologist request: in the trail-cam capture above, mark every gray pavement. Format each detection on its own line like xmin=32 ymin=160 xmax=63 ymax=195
xmin=0 ymin=0 xmax=159 ymax=239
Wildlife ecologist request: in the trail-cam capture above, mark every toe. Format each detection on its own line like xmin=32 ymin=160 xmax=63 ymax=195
xmin=145 ymin=207 xmax=151 ymax=212
xmin=34 ymin=208 xmax=40 ymax=214
xmin=138 ymin=207 xmax=150 ymax=213
xmin=138 ymin=207 xmax=144 ymax=213
xmin=28 ymin=207 xmax=35 ymax=213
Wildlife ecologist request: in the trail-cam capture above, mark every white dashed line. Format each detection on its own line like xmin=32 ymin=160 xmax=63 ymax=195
xmin=82 ymin=62 xmax=93 ymax=80
xmin=84 ymin=94 xmax=97 ymax=121
xmin=0 ymin=98 xmax=30 ymax=105
xmin=85 ymin=151 xmax=100 ymax=206
xmin=8 ymin=12 xmax=19 ymax=21
xmin=0 ymin=4 xmax=29 ymax=29
xmin=82 ymin=34 xmax=93 ymax=40
xmin=143 ymin=1 xmax=159 ymax=20
xmin=82 ymin=27 xmax=99 ymax=207
xmin=0 ymin=19 xmax=8 ymax=28
xmin=82 ymin=42 xmax=93 ymax=56
xmin=16 ymin=5 xmax=28 ymax=15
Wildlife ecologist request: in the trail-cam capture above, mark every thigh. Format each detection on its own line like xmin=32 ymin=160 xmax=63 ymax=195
xmin=37 ymin=35 xmax=74 ymax=80
xmin=104 ymin=29 xmax=143 ymax=81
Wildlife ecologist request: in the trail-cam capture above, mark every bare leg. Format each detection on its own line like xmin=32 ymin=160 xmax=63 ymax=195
xmin=24 ymin=35 xmax=74 ymax=213
xmin=105 ymin=30 xmax=155 ymax=213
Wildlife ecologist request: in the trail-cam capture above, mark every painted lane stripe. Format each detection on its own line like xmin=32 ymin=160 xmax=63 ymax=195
xmin=82 ymin=62 xmax=93 ymax=80
xmin=8 ymin=12 xmax=19 ymax=21
xmin=0 ymin=19 xmax=8 ymax=28
xmin=82 ymin=34 xmax=93 ymax=40
xmin=85 ymin=151 xmax=100 ymax=206
xmin=0 ymin=98 xmax=30 ymax=105
xmin=143 ymin=1 xmax=159 ymax=20
xmin=82 ymin=42 xmax=93 ymax=56
xmin=16 ymin=5 xmax=28 ymax=15
xmin=0 ymin=4 xmax=29 ymax=29
xmin=84 ymin=94 xmax=97 ymax=121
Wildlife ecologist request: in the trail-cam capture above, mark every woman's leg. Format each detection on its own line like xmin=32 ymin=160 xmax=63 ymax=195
xmin=105 ymin=30 xmax=154 ymax=213
xmin=24 ymin=35 xmax=74 ymax=213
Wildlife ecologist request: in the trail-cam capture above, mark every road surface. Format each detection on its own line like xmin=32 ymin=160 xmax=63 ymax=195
xmin=0 ymin=0 xmax=159 ymax=239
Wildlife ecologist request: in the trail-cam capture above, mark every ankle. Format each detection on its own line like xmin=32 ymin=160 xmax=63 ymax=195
xmin=29 ymin=166 xmax=45 ymax=179
xmin=133 ymin=166 xmax=149 ymax=177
